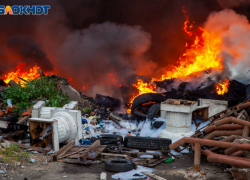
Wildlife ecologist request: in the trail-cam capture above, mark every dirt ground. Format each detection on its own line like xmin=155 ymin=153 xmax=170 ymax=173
xmin=0 ymin=153 xmax=234 ymax=180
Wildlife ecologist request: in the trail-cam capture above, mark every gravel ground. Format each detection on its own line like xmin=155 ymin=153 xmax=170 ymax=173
xmin=0 ymin=153 xmax=233 ymax=180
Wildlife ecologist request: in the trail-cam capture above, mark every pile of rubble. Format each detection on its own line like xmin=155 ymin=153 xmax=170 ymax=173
xmin=1 ymin=71 xmax=250 ymax=179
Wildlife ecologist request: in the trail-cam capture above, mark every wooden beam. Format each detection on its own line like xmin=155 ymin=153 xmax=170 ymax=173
xmin=18 ymin=77 xmax=29 ymax=83
xmin=59 ymin=147 xmax=86 ymax=159
xmin=37 ymin=69 xmax=45 ymax=77
xmin=17 ymin=116 xmax=29 ymax=124
xmin=53 ymin=140 xmax=75 ymax=161
xmin=142 ymin=172 xmax=167 ymax=180
xmin=63 ymin=145 xmax=106 ymax=159
xmin=100 ymin=153 xmax=128 ymax=158
xmin=79 ymin=140 xmax=100 ymax=161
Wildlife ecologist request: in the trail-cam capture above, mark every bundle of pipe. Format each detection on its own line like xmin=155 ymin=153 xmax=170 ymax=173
xmin=170 ymin=116 xmax=250 ymax=172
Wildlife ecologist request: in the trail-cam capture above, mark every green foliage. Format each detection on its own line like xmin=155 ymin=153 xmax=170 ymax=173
xmin=2 ymin=77 xmax=70 ymax=114
xmin=83 ymin=107 xmax=92 ymax=114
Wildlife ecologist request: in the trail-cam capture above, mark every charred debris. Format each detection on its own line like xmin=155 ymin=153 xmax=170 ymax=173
xmin=0 ymin=70 xmax=250 ymax=179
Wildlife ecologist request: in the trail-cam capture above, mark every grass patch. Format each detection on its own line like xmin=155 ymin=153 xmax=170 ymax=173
xmin=0 ymin=143 xmax=30 ymax=164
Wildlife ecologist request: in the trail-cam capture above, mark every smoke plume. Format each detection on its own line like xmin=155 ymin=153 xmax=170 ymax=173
xmin=205 ymin=9 xmax=250 ymax=84
xmin=2 ymin=0 xmax=250 ymax=97
xmin=56 ymin=22 xmax=156 ymax=97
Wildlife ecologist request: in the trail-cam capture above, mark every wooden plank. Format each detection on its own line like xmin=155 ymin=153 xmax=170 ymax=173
xmin=57 ymin=143 xmax=75 ymax=159
xmin=18 ymin=76 xmax=29 ymax=83
xmin=145 ymin=157 xmax=167 ymax=168
xmin=66 ymin=145 xmax=106 ymax=159
xmin=99 ymin=153 xmax=128 ymax=161
xmin=88 ymin=145 xmax=106 ymax=159
xmin=37 ymin=69 xmax=45 ymax=77
xmin=173 ymin=100 xmax=181 ymax=105
xmin=142 ymin=172 xmax=167 ymax=180
xmin=79 ymin=140 xmax=100 ymax=161
xmin=69 ymin=146 xmax=88 ymax=152
xmin=100 ymin=153 xmax=128 ymax=158
xmin=17 ymin=116 xmax=29 ymax=124
xmin=59 ymin=147 xmax=86 ymax=159
xmin=64 ymin=145 xmax=106 ymax=158
xmin=133 ymin=159 xmax=149 ymax=165
xmin=53 ymin=140 xmax=75 ymax=161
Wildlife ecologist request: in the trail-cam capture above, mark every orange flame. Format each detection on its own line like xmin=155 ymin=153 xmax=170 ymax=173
xmin=3 ymin=63 xmax=47 ymax=86
xmin=215 ymin=78 xmax=230 ymax=95
xmin=182 ymin=7 xmax=193 ymax=37
xmin=152 ymin=27 xmax=222 ymax=81
xmin=129 ymin=78 xmax=156 ymax=104
xmin=130 ymin=15 xmax=223 ymax=102
xmin=130 ymin=9 xmax=224 ymax=107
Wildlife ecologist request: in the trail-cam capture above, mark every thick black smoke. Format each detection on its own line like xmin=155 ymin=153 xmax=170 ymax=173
xmin=1 ymin=0 xmax=250 ymax=97
xmin=56 ymin=22 xmax=155 ymax=97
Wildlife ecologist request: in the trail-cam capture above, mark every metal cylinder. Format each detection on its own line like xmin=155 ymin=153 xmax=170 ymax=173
xmin=204 ymin=124 xmax=244 ymax=134
xmin=169 ymin=137 xmax=250 ymax=150
xmin=204 ymin=130 xmax=243 ymax=140
xmin=194 ymin=143 xmax=201 ymax=172
xmin=237 ymin=102 xmax=250 ymax=111
xmin=214 ymin=117 xmax=250 ymax=127
xmin=225 ymin=145 xmax=242 ymax=155
xmin=243 ymin=125 xmax=249 ymax=138
xmin=204 ymin=149 xmax=250 ymax=167
xmin=209 ymin=135 xmax=250 ymax=152
xmin=230 ymin=150 xmax=243 ymax=157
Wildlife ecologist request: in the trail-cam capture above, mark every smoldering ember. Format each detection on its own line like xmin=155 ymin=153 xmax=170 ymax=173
xmin=2 ymin=1 xmax=250 ymax=180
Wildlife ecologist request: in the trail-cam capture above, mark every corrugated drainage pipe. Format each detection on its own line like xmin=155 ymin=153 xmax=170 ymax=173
xmin=214 ymin=117 xmax=250 ymax=127
xmin=204 ymin=124 xmax=244 ymax=134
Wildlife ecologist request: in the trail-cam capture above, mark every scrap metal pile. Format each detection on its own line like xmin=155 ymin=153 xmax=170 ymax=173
xmin=170 ymin=100 xmax=250 ymax=178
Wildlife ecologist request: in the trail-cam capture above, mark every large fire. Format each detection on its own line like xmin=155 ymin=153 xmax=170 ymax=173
xmin=130 ymin=10 xmax=228 ymax=103
xmin=1 ymin=8 xmax=231 ymax=114
xmin=215 ymin=78 xmax=230 ymax=95
xmin=3 ymin=63 xmax=47 ymax=86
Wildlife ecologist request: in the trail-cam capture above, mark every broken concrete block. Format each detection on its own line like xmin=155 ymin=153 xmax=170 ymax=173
xmin=60 ymin=84 xmax=84 ymax=108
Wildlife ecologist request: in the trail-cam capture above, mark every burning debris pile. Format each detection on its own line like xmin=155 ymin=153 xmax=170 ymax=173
xmin=0 ymin=65 xmax=250 ymax=179
xmin=2 ymin=2 xmax=250 ymax=179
